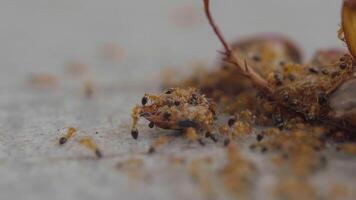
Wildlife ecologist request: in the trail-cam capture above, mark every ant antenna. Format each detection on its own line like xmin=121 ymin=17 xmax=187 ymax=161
xmin=203 ymin=0 xmax=231 ymax=55
xmin=203 ymin=0 xmax=273 ymax=94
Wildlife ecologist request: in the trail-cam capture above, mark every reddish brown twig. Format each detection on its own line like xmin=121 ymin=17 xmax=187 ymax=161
xmin=203 ymin=0 xmax=273 ymax=94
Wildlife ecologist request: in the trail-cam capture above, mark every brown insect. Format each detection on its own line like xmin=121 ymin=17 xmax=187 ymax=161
xmin=202 ymin=0 xmax=356 ymax=133
xmin=131 ymin=87 xmax=216 ymax=141
xmin=79 ymin=137 xmax=102 ymax=158
xmin=58 ymin=127 xmax=77 ymax=145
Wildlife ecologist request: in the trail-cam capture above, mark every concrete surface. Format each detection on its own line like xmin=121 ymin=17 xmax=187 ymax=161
xmin=0 ymin=0 xmax=355 ymax=200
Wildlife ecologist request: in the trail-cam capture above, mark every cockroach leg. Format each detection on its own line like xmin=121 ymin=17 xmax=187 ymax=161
xmin=203 ymin=0 xmax=273 ymax=95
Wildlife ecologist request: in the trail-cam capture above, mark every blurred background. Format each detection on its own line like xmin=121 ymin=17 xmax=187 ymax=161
xmin=0 ymin=1 xmax=351 ymax=200
xmin=0 ymin=0 xmax=342 ymax=86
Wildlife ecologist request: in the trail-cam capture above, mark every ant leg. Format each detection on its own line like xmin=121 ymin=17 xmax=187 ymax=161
xmin=185 ymin=127 xmax=205 ymax=146
xmin=224 ymin=131 xmax=232 ymax=147
xmin=147 ymin=136 xmax=170 ymax=154
xmin=131 ymin=105 xmax=141 ymax=139
xmin=206 ymin=131 xmax=218 ymax=143
xmin=79 ymin=137 xmax=102 ymax=158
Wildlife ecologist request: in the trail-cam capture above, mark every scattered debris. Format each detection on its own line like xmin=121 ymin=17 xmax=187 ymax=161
xmin=29 ymin=74 xmax=59 ymax=89
xmin=219 ymin=144 xmax=257 ymax=199
xmin=65 ymin=60 xmax=88 ymax=77
xmin=274 ymin=176 xmax=317 ymax=200
xmin=116 ymin=158 xmax=149 ymax=181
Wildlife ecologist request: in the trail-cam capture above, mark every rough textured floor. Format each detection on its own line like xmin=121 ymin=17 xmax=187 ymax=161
xmin=0 ymin=0 xmax=355 ymax=200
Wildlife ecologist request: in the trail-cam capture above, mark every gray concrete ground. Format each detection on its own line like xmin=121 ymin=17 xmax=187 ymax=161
xmin=0 ymin=0 xmax=355 ymax=200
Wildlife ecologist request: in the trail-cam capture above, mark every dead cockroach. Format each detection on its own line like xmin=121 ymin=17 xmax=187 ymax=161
xmin=130 ymin=0 xmax=356 ymax=141
xmin=202 ymin=0 xmax=356 ymax=133
xmin=131 ymin=87 xmax=216 ymax=141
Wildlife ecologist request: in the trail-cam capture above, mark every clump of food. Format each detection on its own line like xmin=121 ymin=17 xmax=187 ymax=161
xmin=266 ymin=53 xmax=355 ymax=128
xmin=254 ymin=126 xmax=327 ymax=176
xmin=274 ymin=176 xmax=317 ymax=200
xmin=131 ymin=87 xmax=216 ymax=141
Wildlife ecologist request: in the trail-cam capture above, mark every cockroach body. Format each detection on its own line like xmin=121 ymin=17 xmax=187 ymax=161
xmin=224 ymin=34 xmax=302 ymax=75
xmin=131 ymin=87 xmax=216 ymax=139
